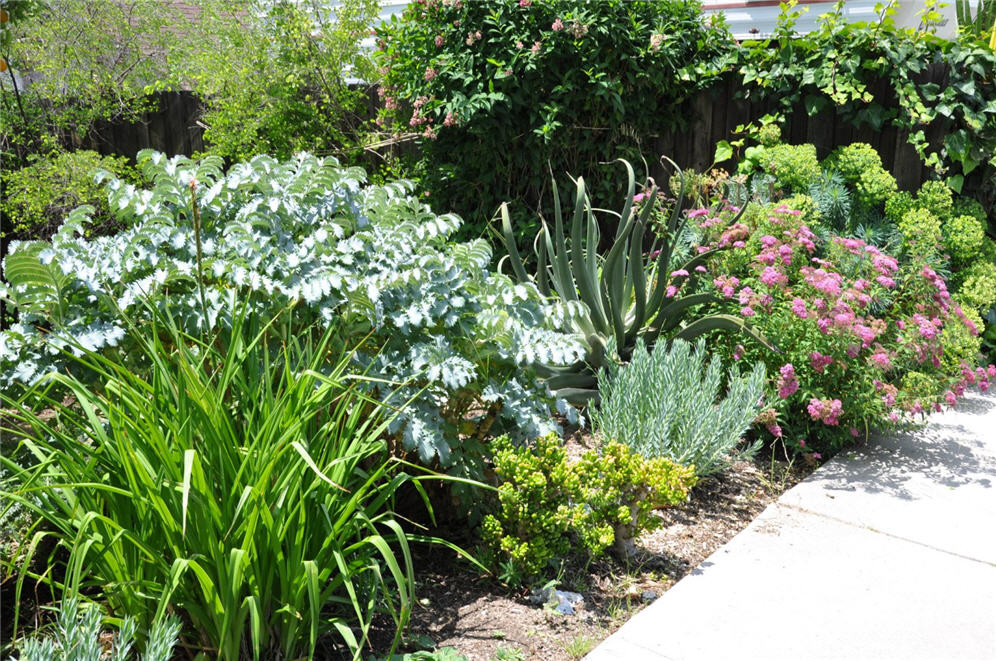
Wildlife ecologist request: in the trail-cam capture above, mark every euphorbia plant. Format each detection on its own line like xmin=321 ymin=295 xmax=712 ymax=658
xmin=500 ymin=158 xmax=773 ymax=403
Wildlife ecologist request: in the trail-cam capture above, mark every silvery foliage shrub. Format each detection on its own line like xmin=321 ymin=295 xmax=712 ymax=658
xmin=0 ymin=151 xmax=584 ymax=466
xmin=591 ymin=339 xmax=766 ymax=476
xmin=14 ymin=597 xmax=180 ymax=661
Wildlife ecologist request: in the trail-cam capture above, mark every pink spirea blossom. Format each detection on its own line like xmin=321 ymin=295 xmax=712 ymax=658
xmin=424 ymin=67 xmax=437 ymax=81
xmin=767 ymin=424 xmax=783 ymax=438
xmin=713 ymin=275 xmax=739 ymax=299
xmin=807 ymin=398 xmax=842 ymax=425
xmin=740 ymin=306 xmax=755 ymax=317
xmin=810 ymin=352 xmax=833 ymax=373
xmin=791 ymin=298 xmax=808 ymax=319
xmin=435 ymin=34 xmax=444 ymax=47
xmin=552 ymin=17 xmax=564 ymax=30
xmin=760 ymin=266 xmax=787 ymax=286
xmin=876 ymin=275 xmax=896 ymax=289
xmin=870 ymin=351 xmax=891 ymax=369
xmin=777 ymin=363 xmax=799 ymax=398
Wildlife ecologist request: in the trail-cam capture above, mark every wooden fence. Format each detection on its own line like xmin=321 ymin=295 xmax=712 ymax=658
xmin=81 ymin=73 xmax=950 ymax=193
xmin=648 ymin=70 xmax=949 ymax=193
xmin=69 ymin=91 xmax=205 ymax=159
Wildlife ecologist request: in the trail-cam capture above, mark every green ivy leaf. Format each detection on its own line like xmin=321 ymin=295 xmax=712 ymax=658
xmin=713 ymin=140 xmax=734 ymax=164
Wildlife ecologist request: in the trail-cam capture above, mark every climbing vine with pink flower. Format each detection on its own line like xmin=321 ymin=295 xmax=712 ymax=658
xmin=373 ymin=0 xmax=731 ymax=242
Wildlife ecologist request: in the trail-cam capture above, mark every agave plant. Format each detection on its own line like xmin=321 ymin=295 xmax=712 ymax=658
xmin=501 ymin=158 xmax=773 ymax=403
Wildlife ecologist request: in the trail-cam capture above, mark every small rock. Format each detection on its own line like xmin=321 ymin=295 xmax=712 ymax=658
xmin=529 ymin=588 xmax=585 ymax=615
xmin=641 ymin=590 xmax=658 ymax=603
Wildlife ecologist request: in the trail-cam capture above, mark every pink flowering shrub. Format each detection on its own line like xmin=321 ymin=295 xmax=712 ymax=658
xmin=695 ymin=202 xmax=992 ymax=451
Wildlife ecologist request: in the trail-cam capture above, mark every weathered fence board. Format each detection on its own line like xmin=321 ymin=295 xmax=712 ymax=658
xmin=83 ymin=69 xmax=955 ymax=194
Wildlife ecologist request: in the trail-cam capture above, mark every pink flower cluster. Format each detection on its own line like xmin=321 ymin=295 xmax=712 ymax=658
xmin=777 ymin=363 xmax=799 ymax=399
xmin=686 ymin=202 xmax=994 ymax=440
xmin=807 ymin=398 xmax=843 ymax=426
xmin=809 ymin=351 xmax=833 ymax=373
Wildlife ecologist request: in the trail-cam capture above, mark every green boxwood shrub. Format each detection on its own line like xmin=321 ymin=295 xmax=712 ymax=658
xmin=481 ymin=434 xmax=695 ymax=583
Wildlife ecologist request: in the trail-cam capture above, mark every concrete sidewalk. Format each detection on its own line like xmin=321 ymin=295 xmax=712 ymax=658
xmin=587 ymin=391 xmax=996 ymax=661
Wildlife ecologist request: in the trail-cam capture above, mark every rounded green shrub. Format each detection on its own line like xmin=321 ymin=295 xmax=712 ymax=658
xmin=481 ymin=434 xmax=695 ymax=584
xmin=943 ymin=214 xmax=987 ymax=266
xmin=884 ymin=190 xmax=916 ymax=224
xmin=955 ymin=260 xmax=996 ymax=312
xmin=825 ymin=143 xmax=897 ymax=207
xmin=952 ymin=196 xmax=988 ymax=225
xmin=897 ymin=207 xmax=942 ymax=255
xmin=941 ymin=307 xmax=983 ymax=372
xmin=574 ymin=440 xmax=695 ymax=558
xmin=481 ymin=434 xmax=580 ymax=581
xmin=916 ymin=180 xmax=955 ymax=222
xmin=757 ymin=122 xmax=782 ymax=147
xmin=765 ymin=143 xmax=821 ymax=194
xmin=1 ymin=150 xmax=137 ymax=242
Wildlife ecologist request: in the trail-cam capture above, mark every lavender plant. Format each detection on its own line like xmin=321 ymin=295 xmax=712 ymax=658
xmin=591 ymin=339 xmax=766 ymax=476
xmin=13 ymin=598 xmax=179 ymax=661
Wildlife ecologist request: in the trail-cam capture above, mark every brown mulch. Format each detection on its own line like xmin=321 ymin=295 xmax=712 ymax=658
xmin=391 ymin=450 xmax=812 ymax=661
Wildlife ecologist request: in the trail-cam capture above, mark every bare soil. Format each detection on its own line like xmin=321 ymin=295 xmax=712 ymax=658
xmin=393 ymin=450 xmax=812 ymax=661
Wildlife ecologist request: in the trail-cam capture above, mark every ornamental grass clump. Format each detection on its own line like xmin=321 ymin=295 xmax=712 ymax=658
xmin=1 ymin=302 xmax=425 ymax=660
xmin=591 ymin=339 xmax=766 ymax=477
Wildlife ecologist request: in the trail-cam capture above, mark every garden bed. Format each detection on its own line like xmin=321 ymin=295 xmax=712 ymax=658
xmin=386 ymin=451 xmax=811 ymax=661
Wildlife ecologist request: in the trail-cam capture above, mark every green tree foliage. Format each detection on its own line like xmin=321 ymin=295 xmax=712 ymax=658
xmin=0 ymin=0 xmax=379 ymax=167
xmin=375 ymin=0 xmax=731 ymax=239
xmin=175 ymin=0 xmax=380 ymax=160
xmin=0 ymin=0 xmax=175 ymax=162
